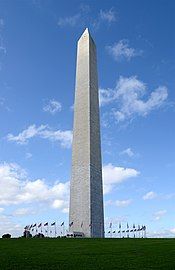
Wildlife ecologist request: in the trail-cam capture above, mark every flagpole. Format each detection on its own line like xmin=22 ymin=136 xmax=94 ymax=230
xmin=127 ymin=223 xmax=129 ymax=238
xmin=135 ymin=227 xmax=137 ymax=238
xmin=55 ymin=223 xmax=56 ymax=238
xmin=144 ymin=226 xmax=146 ymax=238
xmin=63 ymin=223 xmax=65 ymax=236
xmin=133 ymin=224 xmax=135 ymax=238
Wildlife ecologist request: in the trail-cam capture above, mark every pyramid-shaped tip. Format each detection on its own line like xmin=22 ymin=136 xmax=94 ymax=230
xmin=84 ymin=28 xmax=89 ymax=34
xmin=81 ymin=27 xmax=90 ymax=37
xmin=78 ymin=27 xmax=93 ymax=42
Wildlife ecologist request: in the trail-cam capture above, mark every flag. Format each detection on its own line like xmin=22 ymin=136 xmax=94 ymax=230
xmin=126 ymin=229 xmax=129 ymax=233
xmin=127 ymin=223 xmax=129 ymax=229
xmin=32 ymin=228 xmax=34 ymax=232
xmin=133 ymin=224 xmax=135 ymax=228
xmin=122 ymin=230 xmax=125 ymax=233
xmin=29 ymin=225 xmax=33 ymax=230
xmin=113 ymin=231 xmax=116 ymax=233
xmin=130 ymin=229 xmax=133 ymax=232
xmin=81 ymin=222 xmax=83 ymax=228
xmin=118 ymin=230 xmax=121 ymax=233
xmin=109 ymin=222 xmax=112 ymax=228
xmin=61 ymin=222 xmax=64 ymax=226
xmin=33 ymin=223 xmax=36 ymax=227
xmin=38 ymin=223 xmax=42 ymax=228
xmin=137 ymin=225 xmax=140 ymax=231
xmin=69 ymin=221 xmax=73 ymax=227
xmin=51 ymin=222 xmax=56 ymax=226
xmin=119 ymin=223 xmax=121 ymax=229
xmin=24 ymin=225 xmax=29 ymax=230
xmin=108 ymin=231 xmax=110 ymax=234
xmin=44 ymin=222 xmax=48 ymax=226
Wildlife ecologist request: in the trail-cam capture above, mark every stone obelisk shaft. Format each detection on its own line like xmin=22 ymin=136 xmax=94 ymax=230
xmin=69 ymin=29 xmax=104 ymax=237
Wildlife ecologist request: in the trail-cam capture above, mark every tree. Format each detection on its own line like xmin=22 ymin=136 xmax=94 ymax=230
xmin=2 ymin=234 xmax=11 ymax=238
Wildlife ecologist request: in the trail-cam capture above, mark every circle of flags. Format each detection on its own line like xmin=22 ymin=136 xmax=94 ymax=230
xmin=24 ymin=221 xmax=146 ymax=238
xmin=107 ymin=222 xmax=147 ymax=238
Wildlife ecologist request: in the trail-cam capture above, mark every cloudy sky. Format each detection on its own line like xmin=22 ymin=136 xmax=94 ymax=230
xmin=0 ymin=0 xmax=175 ymax=238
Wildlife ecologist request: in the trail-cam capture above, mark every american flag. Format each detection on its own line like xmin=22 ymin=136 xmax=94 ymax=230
xmin=69 ymin=221 xmax=73 ymax=227
xmin=51 ymin=222 xmax=56 ymax=226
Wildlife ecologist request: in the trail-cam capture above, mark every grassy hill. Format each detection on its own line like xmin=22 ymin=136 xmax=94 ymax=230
xmin=0 ymin=238 xmax=175 ymax=269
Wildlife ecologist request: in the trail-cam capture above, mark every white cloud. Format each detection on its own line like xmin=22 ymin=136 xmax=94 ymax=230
xmin=13 ymin=207 xmax=35 ymax=216
xmin=120 ymin=148 xmax=134 ymax=157
xmin=115 ymin=199 xmax=132 ymax=207
xmin=143 ymin=191 xmax=157 ymax=200
xmin=100 ymin=76 xmax=168 ymax=122
xmin=0 ymin=18 xmax=6 ymax=70
xmin=58 ymin=14 xmax=80 ymax=27
xmin=70 ymin=104 xmax=74 ymax=111
xmin=0 ymin=213 xmax=23 ymax=237
xmin=43 ymin=99 xmax=62 ymax=114
xmin=0 ymin=42 xmax=6 ymax=55
xmin=7 ymin=124 xmax=72 ymax=148
xmin=0 ymin=97 xmax=5 ymax=106
xmin=0 ymin=19 xmax=4 ymax=28
xmin=7 ymin=125 xmax=46 ymax=144
xmin=58 ymin=7 xmax=116 ymax=29
xmin=0 ymin=18 xmax=6 ymax=55
xmin=153 ymin=210 xmax=167 ymax=221
xmin=99 ymin=88 xmax=115 ymax=106
xmin=103 ymin=163 xmax=139 ymax=194
xmin=100 ymin=9 xmax=116 ymax=23
xmin=0 ymin=161 xmax=138 ymax=213
xmin=0 ymin=162 xmax=69 ymax=214
xmin=147 ymin=229 xmax=175 ymax=238
xmin=114 ymin=76 xmax=168 ymax=121
xmin=107 ymin=39 xmax=142 ymax=61
xmin=26 ymin=152 xmax=32 ymax=159
xmin=105 ymin=216 xmax=128 ymax=226
xmin=170 ymin=228 xmax=175 ymax=234
xmin=52 ymin=200 xmax=69 ymax=213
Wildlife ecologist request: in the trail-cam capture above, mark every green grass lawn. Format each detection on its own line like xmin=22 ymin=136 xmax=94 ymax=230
xmin=0 ymin=238 xmax=175 ymax=269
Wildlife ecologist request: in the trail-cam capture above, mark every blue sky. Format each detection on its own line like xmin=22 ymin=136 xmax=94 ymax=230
xmin=0 ymin=0 xmax=175 ymax=237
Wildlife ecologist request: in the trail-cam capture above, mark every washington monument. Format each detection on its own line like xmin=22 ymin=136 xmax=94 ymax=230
xmin=69 ymin=28 xmax=104 ymax=238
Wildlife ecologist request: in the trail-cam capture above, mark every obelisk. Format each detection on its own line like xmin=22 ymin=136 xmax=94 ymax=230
xmin=69 ymin=28 xmax=104 ymax=238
